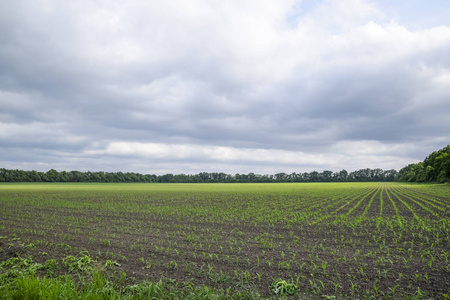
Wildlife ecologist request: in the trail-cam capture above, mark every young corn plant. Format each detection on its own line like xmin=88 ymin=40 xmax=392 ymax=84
xmin=270 ymin=279 xmax=298 ymax=296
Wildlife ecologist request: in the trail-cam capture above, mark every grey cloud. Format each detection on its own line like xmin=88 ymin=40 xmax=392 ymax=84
xmin=1 ymin=0 xmax=449 ymax=174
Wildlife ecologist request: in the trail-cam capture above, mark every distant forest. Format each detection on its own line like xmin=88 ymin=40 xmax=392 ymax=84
xmin=0 ymin=168 xmax=398 ymax=183
xmin=1 ymin=145 xmax=449 ymax=183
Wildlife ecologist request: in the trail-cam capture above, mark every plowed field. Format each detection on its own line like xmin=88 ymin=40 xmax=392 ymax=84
xmin=1 ymin=183 xmax=449 ymax=298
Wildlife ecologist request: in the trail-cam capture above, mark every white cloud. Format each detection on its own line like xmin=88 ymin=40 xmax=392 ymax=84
xmin=87 ymin=141 xmax=326 ymax=164
xmin=0 ymin=0 xmax=449 ymax=173
xmin=85 ymin=140 xmax=414 ymax=173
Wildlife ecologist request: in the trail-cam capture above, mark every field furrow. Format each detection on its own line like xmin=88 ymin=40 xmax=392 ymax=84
xmin=390 ymin=186 xmax=445 ymax=219
xmin=1 ymin=182 xmax=449 ymax=299
xmin=394 ymin=185 xmax=450 ymax=213
xmin=340 ymin=188 xmax=378 ymax=216
xmin=349 ymin=187 xmax=382 ymax=220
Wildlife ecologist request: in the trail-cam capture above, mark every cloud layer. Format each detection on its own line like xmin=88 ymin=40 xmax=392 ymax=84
xmin=1 ymin=0 xmax=449 ymax=174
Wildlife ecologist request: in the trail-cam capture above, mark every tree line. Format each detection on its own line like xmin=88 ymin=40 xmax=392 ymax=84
xmin=1 ymin=145 xmax=448 ymax=183
xmin=0 ymin=168 xmax=398 ymax=183
xmin=397 ymin=145 xmax=450 ymax=183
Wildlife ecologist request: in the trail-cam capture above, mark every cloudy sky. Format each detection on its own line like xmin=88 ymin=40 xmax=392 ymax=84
xmin=1 ymin=0 xmax=449 ymax=175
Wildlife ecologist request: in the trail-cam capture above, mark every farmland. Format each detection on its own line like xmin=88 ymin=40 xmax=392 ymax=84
xmin=1 ymin=182 xmax=449 ymax=299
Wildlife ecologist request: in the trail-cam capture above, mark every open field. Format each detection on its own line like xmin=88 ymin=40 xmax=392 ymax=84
xmin=1 ymin=182 xmax=450 ymax=299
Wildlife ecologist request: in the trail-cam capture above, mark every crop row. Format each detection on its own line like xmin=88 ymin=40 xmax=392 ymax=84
xmin=1 ymin=182 xmax=449 ymax=298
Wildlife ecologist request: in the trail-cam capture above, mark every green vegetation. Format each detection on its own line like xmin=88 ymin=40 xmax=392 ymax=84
xmin=0 ymin=168 xmax=398 ymax=183
xmin=398 ymin=145 xmax=450 ymax=183
xmin=1 ymin=182 xmax=449 ymax=299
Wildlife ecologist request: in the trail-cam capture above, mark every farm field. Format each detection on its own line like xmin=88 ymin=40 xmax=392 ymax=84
xmin=1 ymin=182 xmax=450 ymax=299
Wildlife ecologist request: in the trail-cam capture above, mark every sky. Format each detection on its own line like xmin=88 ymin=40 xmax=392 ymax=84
xmin=1 ymin=0 xmax=449 ymax=175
